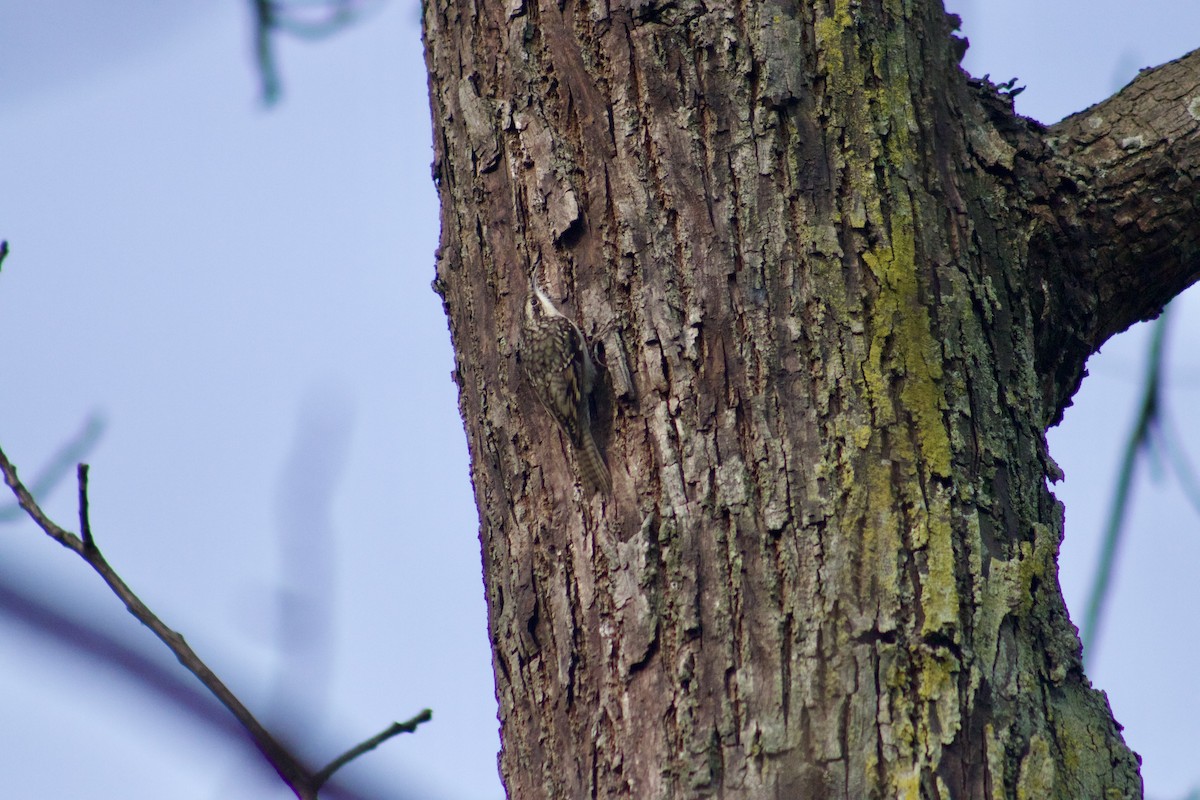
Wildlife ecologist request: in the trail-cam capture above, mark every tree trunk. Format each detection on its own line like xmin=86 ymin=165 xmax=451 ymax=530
xmin=422 ymin=0 xmax=1200 ymax=795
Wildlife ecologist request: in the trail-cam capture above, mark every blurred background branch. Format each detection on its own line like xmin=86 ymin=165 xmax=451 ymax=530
xmin=251 ymin=0 xmax=384 ymax=105
xmin=1082 ymin=304 xmax=1200 ymax=666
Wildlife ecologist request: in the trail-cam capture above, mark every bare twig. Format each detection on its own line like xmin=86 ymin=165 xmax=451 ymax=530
xmin=0 ymin=569 xmax=398 ymax=799
xmin=313 ymin=710 xmax=433 ymax=789
xmin=0 ymin=445 xmax=315 ymax=795
xmin=77 ymin=464 xmax=94 ymax=549
xmin=2 ymin=441 xmax=428 ymax=796
xmin=0 ymin=567 xmax=246 ymax=739
xmin=0 ymin=414 xmax=105 ymax=524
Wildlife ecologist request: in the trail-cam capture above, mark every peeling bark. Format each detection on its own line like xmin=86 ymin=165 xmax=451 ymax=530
xmin=423 ymin=0 xmax=1199 ymax=797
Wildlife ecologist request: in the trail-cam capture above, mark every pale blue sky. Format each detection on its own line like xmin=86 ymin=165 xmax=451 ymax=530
xmin=0 ymin=2 xmax=1197 ymax=798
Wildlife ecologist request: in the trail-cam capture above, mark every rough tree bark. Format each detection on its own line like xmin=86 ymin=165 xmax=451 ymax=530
xmin=422 ymin=0 xmax=1200 ymax=796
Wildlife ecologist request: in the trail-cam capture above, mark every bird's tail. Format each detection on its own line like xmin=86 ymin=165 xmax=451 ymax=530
xmin=577 ymin=430 xmax=612 ymax=495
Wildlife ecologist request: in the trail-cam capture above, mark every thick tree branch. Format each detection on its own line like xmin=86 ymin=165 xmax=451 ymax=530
xmin=1046 ymin=47 xmax=1200 ymax=347
xmin=998 ymin=48 xmax=1200 ymax=423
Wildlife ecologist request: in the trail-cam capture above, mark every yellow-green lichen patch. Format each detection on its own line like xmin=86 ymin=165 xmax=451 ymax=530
xmin=1016 ymin=734 xmax=1056 ymax=800
xmin=861 ymin=221 xmax=952 ymax=481
xmin=914 ymin=646 xmax=962 ymax=747
xmin=812 ymin=0 xmax=855 ymax=82
xmin=918 ymin=493 xmax=959 ymax=637
xmin=894 ymin=766 xmax=922 ymax=800
xmin=856 ymin=219 xmax=959 ymax=635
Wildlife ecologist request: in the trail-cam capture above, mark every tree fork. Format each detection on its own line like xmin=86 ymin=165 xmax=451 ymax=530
xmin=424 ymin=0 xmax=1199 ymax=796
